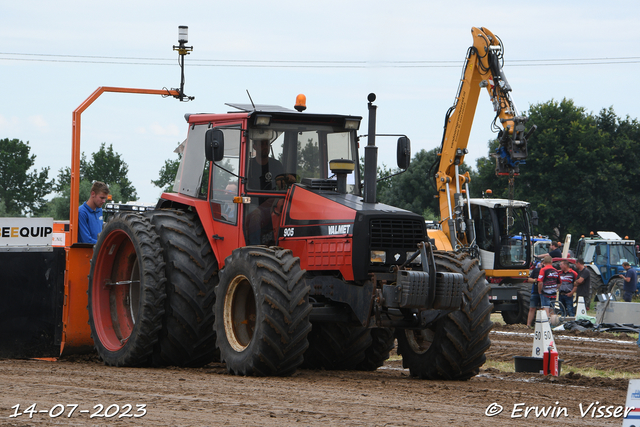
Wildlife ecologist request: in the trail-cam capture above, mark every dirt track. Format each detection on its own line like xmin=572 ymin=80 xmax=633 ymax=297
xmin=0 ymin=326 xmax=637 ymax=426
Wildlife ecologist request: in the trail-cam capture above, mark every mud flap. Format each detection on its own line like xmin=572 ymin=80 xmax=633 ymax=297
xmin=0 ymin=247 xmax=65 ymax=358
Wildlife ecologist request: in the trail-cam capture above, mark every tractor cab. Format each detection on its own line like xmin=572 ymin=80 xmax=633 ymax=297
xmin=169 ymin=104 xmax=364 ymax=254
xmin=532 ymin=236 xmax=552 ymax=260
xmin=469 ymin=198 xmax=534 ymax=272
xmin=574 ymin=231 xmax=640 ymax=296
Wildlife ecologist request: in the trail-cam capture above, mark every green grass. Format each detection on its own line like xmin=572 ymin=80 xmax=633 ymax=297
xmin=483 ymin=359 xmax=637 ymax=379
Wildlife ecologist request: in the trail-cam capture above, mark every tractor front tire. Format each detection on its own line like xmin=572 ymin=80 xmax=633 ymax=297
xmin=88 ymin=213 xmax=166 ymax=367
xmin=395 ymin=251 xmax=493 ymax=380
xmin=214 ymin=247 xmax=312 ymax=376
xmin=147 ymin=210 xmax=219 ymax=367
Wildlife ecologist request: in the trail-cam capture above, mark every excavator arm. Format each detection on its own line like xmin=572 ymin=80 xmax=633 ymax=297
xmin=433 ymin=27 xmax=535 ymax=250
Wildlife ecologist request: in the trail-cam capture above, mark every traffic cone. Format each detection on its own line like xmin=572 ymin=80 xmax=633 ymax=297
xmin=531 ymin=310 xmax=557 ymax=358
xmin=575 ymin=296 xmax=587 ymax=317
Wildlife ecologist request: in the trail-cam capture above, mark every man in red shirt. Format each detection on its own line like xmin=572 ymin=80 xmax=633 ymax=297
xmin=558 ymin=260 xmax=578 ymax=317
xmin=538 ymin=256 xmax=559 ymax=318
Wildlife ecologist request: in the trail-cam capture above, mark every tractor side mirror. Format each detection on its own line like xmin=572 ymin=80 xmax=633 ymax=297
xmin=205 ymin=129 xmax=225 ymax=162
xmin=397 ymin=136 xmax=411 ymax=170
xmin=531 ymin=210 xmax=539 ymax=227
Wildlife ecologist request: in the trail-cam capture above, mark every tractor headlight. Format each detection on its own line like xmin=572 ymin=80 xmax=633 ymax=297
xmin=370 ymin=251 xmax=386 ymax=264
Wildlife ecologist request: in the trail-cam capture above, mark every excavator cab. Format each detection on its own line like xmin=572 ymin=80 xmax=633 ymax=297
xmin=470 ymin=199 xmax=533 ymax=271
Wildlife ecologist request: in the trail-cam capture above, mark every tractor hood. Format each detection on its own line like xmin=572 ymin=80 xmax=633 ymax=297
xmin=279 ymin=184 xmax=426 ymax=281
xmin=279 ymin=183 xmax=422 ymax=238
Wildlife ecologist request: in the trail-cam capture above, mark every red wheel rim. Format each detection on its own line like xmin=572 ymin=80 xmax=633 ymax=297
xmin=91 ymin=229 xmax=141 ymax=352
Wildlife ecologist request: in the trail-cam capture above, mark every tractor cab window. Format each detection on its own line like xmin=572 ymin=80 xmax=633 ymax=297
xmin=593 ymin=243 xmax=608 ymax=265
xmin=173 ymin=124 xmax=208 ymax=198
xmin=243 ymin=123 xmax=359 ymax=246
xmin=610 ymin=245 xmax=638 ymax=266
xmin=533 ymin=241 xmax=551 ymax=258
xmin=496 ymin=206 xmax=530 ymax=268
xmin=473 ymin=205 xmax=495 ymax=252
xmin=210 ymin=127 xmax=241 ymax=224
xmin=244 ymin=124 xmax=359 ymax=194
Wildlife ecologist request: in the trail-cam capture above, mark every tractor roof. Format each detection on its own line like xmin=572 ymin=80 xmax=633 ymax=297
xmin=469 ymin=198 xmax=530 ymax=209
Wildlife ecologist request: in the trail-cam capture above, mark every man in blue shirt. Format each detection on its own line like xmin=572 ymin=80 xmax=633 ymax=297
xmin=619 ymin=262 xmax=638 ymax=302
xmin=78 ymin=181 xmax=109 ymax=244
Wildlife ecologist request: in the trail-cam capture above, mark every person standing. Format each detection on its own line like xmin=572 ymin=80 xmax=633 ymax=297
xmin=573 ymin=258 xmax=592 ymax=310
xmin=538 ymin=256 xmax=559 ymax=318
xmin=78 ymin=181 xmax=109 ymax=244
xmin=558 ymin=260 xmax=578 ymax=317
xmin=526 ymin=261 xmax=542 ymax=327
xmin=619 ymin=261 xmax=638 ymax=302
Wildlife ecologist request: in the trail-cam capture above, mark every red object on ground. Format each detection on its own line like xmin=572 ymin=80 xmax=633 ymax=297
xmin=543 ymin=347 xmax=559 ymax=376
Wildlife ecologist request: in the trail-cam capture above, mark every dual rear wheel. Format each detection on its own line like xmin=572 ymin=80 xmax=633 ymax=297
xmin=88 ymin=211 xmax=217 ymax=367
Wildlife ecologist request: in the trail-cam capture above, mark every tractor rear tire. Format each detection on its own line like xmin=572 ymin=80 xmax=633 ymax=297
xmin=214 ymin=247 xmax=312 ymax=376
xmin=147 ymin=210 xmax=219 ymax=368
xmin=301 ymin=323 xmax=372 ymax=370
xmin=500 ymin=289 xmax=530 ymax=325
xmin=88 ymin=213 xmax=166 ymax=367
xmin=356 ymin=327 xmax=395 ymax=371
xmin=395 ymin=251 xmax=493 ymax=380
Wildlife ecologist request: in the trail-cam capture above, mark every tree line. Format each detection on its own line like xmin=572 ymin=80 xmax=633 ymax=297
xmin=0 ymin=141 xmax=139 ymax=219
xmin=2 ymin=98 xmax=640 ymax=245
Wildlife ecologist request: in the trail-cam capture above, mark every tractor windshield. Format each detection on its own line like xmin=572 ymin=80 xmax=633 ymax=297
xmin=245 ymin=123 xmax=360 ymax=195
xmin=609 ymin=244 xmax=638 ymax=266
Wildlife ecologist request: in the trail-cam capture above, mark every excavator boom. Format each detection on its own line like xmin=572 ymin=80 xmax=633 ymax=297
xmin=434 ymin=26 xmax=535 ymax=249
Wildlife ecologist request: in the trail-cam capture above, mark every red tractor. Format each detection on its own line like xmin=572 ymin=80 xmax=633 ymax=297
xmin=87 ymin=94 xmax=493 ymax=379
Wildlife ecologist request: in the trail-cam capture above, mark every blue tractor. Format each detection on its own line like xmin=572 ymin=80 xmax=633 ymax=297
xmin=574 ymin=231 xmax=640 ymax=301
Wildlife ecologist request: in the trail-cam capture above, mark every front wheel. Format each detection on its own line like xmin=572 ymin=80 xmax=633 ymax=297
xmin=214 ymin=247 xmax=312 ymax=376
xmin=88 ymin=213 xmax=166 ymax=366
xmin=395 ymin=251 xmax=493 ymax=380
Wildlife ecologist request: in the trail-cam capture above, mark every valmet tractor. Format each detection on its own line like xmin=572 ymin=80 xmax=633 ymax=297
xmin=85 ymin=93 xmax=493 ymax=380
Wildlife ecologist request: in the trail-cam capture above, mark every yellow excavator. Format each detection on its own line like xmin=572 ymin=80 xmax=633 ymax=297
xmin=427 ymin=27 xmax=537 ymax=324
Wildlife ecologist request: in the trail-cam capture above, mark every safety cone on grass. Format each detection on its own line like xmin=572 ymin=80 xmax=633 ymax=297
xmin=575 ymin=296 xmax=587 ymax=317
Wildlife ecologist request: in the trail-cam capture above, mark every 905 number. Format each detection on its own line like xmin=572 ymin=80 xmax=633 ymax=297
xmin=283 ymin=227 xmax=295 ymax=237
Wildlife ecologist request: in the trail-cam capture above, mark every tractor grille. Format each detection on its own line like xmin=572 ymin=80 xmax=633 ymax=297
xmin=369 ymin=219 xmax=425 ymax=250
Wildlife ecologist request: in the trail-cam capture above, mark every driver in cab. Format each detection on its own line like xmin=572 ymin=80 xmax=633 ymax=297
xmin=245 ymin=138 xmax=295 ymax=245
xmin=247 ymin=138 xmax=284 ymax=191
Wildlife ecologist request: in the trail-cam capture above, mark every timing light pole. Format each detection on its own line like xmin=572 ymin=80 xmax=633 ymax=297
xmin=173 ymin=25 xmax=194 ymax=101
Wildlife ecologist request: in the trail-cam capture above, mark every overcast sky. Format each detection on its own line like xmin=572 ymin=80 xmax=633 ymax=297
xmin=2 ymin=1 xmax=639 ymax=203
